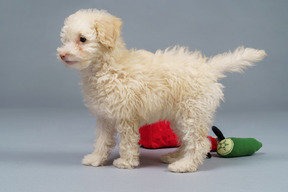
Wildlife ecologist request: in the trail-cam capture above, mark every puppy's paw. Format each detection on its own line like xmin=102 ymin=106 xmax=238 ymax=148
xmin=168 ymin=160 xmax=198 ymax=173
xmin=113 ymin=158 xmax=139 ymax=169
xmin=82 ymin=153 xmax=105 ymax=167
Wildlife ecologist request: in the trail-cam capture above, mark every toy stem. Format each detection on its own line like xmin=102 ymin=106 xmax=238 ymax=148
xmin=212 ymin=126 xmax=225 ymax=141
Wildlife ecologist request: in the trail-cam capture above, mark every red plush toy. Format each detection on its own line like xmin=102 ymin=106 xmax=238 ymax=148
xmin=139 ymin=121 xmax=218 ymax=152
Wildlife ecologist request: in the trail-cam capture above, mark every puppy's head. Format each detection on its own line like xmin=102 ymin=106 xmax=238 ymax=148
xmin=57 ymin=9 xmax=122 ymax=70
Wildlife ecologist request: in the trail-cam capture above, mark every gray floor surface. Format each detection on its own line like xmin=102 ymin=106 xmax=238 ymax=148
xmin=0 ymin=108 xmax=287 ymax=192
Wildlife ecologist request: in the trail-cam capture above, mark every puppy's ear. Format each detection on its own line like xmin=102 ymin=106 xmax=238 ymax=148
xmin=95 ymin=15 xmax=122 ymax=50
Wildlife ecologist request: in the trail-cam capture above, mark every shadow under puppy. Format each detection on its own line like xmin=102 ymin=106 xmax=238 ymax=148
xmin=57 ymin=9 xmax=266 ymax=173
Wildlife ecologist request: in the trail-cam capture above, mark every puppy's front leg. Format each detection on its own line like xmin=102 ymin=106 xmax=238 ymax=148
xmin=82 ymin=117 xmax=116 ymax=167
xmin=113 ymin=119 xmax=140 ymax=169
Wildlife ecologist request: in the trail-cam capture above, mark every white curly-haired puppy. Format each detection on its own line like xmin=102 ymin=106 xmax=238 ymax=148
xmin=57 ymin=9 xmax=266 ymax=173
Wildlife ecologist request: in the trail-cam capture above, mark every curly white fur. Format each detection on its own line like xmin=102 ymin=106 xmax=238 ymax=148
xmin=57 ymin=9 xmax=266 ymax=173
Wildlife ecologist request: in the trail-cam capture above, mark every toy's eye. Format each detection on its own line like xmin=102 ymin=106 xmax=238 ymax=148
xmin=80 ymin=37 xmax=87 ymax=43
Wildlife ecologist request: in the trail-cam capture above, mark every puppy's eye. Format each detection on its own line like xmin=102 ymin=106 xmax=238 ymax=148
xmin=80 ymin=37 xmax=87 ymax=43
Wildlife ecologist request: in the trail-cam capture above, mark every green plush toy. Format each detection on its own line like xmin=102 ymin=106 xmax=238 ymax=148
xmin=212 ymin=126 xmax=263 ymax=157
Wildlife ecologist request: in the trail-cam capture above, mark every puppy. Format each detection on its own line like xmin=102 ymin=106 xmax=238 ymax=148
xmin=57 ymin=9 xmax=266 ymax=173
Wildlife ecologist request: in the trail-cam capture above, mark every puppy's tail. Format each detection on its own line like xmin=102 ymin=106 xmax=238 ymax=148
xmin=207 ymin=46 xmax=267 ymax=78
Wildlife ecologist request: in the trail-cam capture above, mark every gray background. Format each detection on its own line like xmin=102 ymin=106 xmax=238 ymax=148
xmin=1 ymin=0 xmax=288 ymax=192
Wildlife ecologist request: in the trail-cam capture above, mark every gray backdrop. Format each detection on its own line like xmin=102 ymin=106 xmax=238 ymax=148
xmin=0 ymin=0 xmax=287 ymax=112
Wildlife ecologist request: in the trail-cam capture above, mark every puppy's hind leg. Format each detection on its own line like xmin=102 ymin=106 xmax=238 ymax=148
xmin=113 ymin=119 xmax=140 ymax=169
xmin=82 ymin=118 xmax=116 ymax=167
xmin=160 ymin=145 xmax=184 ymax=164
xmin=168 ymin=118 xmax=211 ymax=173
xmin=160 ymin=122 xmax=184 ymax=164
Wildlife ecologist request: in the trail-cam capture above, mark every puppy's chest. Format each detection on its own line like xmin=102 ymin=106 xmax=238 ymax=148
xmin=80 ymin=71 xmax=124 ymax=115
xmin=81 ymin=75 xmax=113 ymax=104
